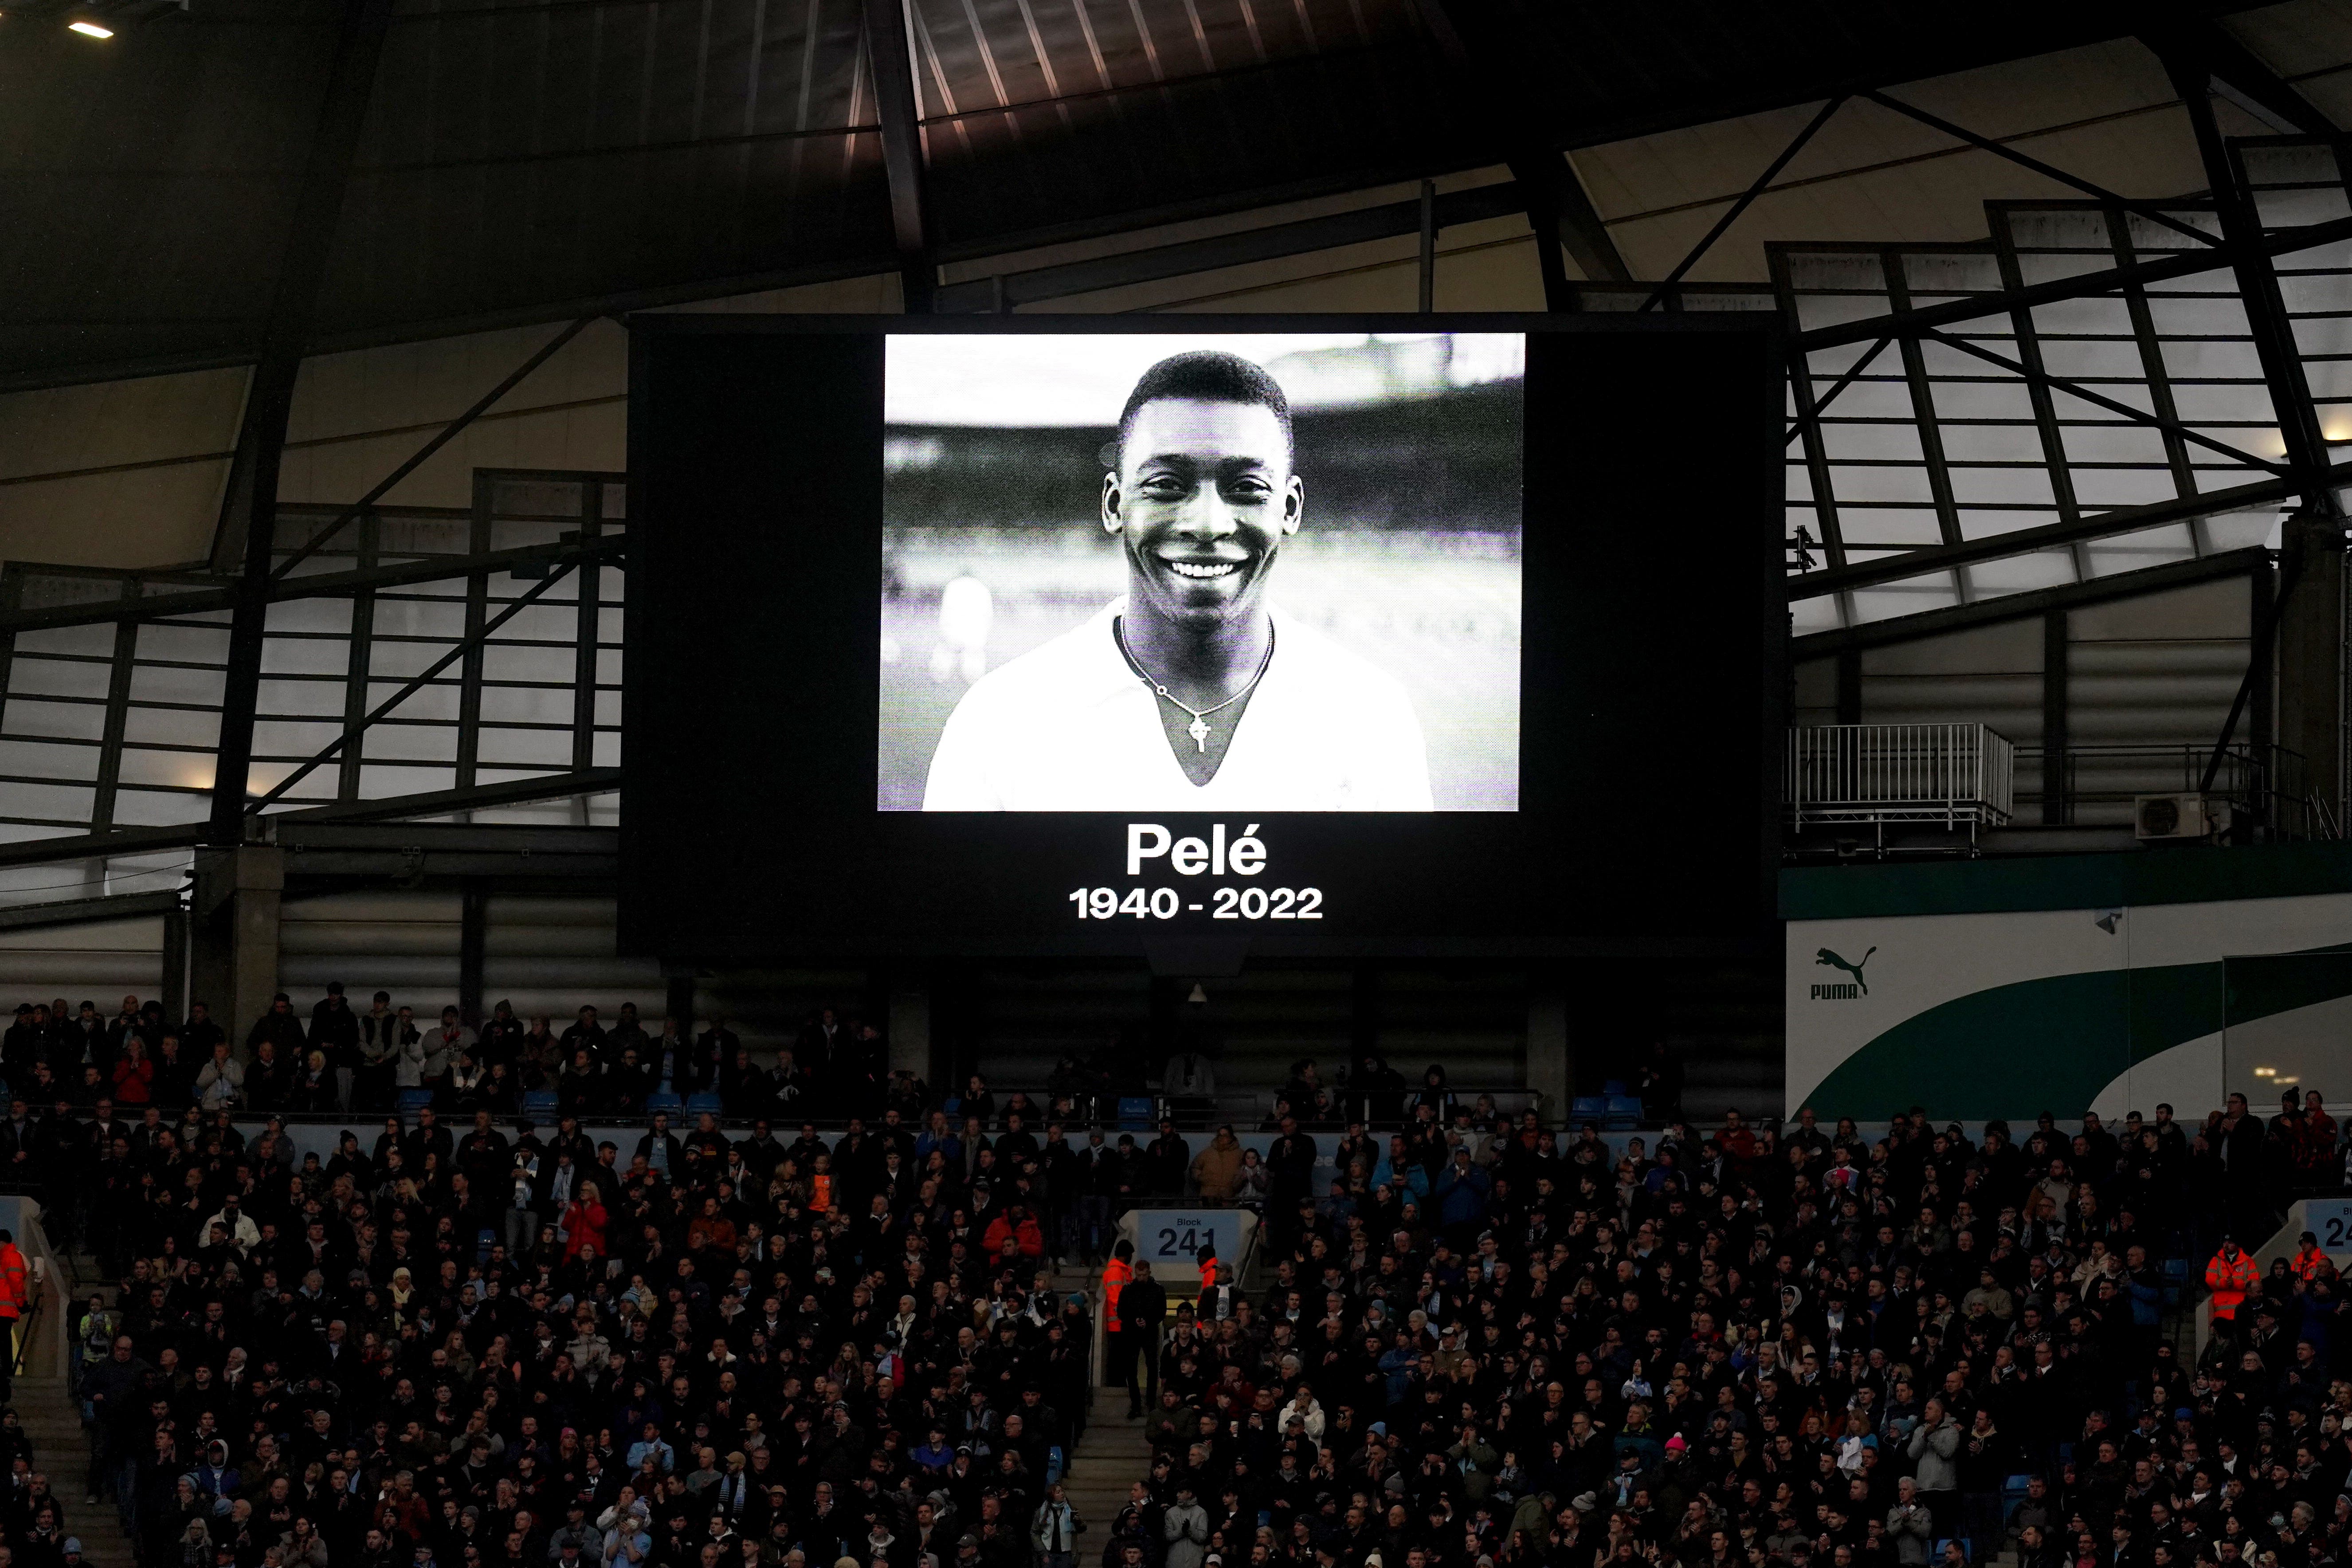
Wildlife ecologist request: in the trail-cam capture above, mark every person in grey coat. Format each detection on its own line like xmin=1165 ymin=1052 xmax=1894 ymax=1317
xmin=1888 ymin=1477 xmax=1934 ymax=1567
xmin=1161 ymin=1482 xmax=1209 ymax=1568
xmin=1906 ymin=1398 xmax=1963 ymax=1537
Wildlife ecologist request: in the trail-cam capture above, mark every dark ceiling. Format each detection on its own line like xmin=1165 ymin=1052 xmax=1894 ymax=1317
xmin=0 ymin=0 xmax=2246 ymax=387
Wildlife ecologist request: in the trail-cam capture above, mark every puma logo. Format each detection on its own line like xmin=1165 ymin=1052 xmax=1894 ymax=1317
xmin=1815 ymin=947 xmax=1876 ymax=995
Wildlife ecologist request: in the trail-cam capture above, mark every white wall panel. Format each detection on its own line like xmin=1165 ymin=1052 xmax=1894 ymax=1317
xmin=0 ymin=915 xmax=164 ymax=1008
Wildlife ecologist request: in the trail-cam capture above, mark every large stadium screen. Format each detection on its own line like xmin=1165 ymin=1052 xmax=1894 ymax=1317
xmin=622 ymin=316 xmax=1781 ymax=960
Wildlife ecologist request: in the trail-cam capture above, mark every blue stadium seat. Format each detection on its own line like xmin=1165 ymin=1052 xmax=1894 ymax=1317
xmin=1603 ymin=1095 xmax=1643 ymax=1128
xmin=685 ymin=1092 xmax=725 ymax=1115
xmin=1571 ymin=1096 xmax=1607 ymax=1120
xmin=646 ymin=1092 xmax=684 ymax=1113
xmin=397 ymin=1088 xmax=435 ymax=1112
xmin=1601 ymin=1079 xmax=1630 ymax=1097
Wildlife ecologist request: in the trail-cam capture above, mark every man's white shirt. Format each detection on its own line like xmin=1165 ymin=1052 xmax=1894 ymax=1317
xmin=922 ymin=599 xmax=1434 ymax=811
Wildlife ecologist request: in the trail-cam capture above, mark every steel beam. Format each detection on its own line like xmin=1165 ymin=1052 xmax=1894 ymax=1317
xmin=1917 ymin=326 xmax=2288 ymax=474
xmin=571 ymin=487 xmax=605 ymax=772
xmin=1783 ymin=337 xmax=1892 ymax=446
xmin=1642 ymin=96 xmax=1844 ymax=312
xmin=1792 ymin=547 xmax=2268 ymax=656
xmin=273 ymin=822 xmax=615 ymax=857
xmin=0 ymin=766 xmax=621 ymax=872
xmin=91 ymin=609 xmax=139 ymax=832
xmin=0 ymin=891 xmax=185 ymax=936
xmin=274 ymin=848 xmax=619 ymax=881
xmin=0 ymin=827 xmax=206 ymax=873
xmin=457 ymin=481 xmax=493 ymax=791
xmin=2100 ymin=206 xmax=2203 ymax=512
xmin=269 ymin=316 xmax=597 ymax=582
xmin=271 ymin=768 xmax=623 ymax=824
xmin=1418 ymin=181 xmax=1437 ymax=314
xmin=861 ymin=0 xmax=936 ymax=311
xmin=207 ymin=0 xmax=396 ymax=847
xmin=1883 ymin=257 xmax=1967 ymax=563
xmin=244 ymin=562 xmax=585 ymax=814
xmin=2140 ymin=22 xmax=2340 ymax=138
xmin=2041 ymin=608 xmax=2070 ymax=825
xmin=1982 ymin=209 xmax=2091 ymax=576
xmin=0 ymin=534 xmax=627 ymax=637
xmin=1864 ymin=90 xmax=2221 ymax=250
xmin=1772 ymin=248 xmax=1852 ymax=590
xmin=2164 ymin=57 xmax=2336 ymax=502
xmin=1793 ymin=208 xmax=2352 ymax=352
xmin=1788 ymin=469 xmax=2313 ymax=598
xmin=337 ymin=511 xmax=380 ymax=801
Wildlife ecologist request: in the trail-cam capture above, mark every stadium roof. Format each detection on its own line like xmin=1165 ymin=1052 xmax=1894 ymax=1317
xmin=0 ymin=0 xmax=2281 ymax=386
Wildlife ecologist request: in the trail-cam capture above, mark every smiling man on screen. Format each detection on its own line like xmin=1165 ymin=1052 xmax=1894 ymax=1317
xmin=921 ymin=350 xmax=1434 ymax=811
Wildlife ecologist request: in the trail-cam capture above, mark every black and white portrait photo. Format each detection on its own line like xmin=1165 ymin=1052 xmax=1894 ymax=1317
xmin=878 ymin=332 xmax=1524 ymax=812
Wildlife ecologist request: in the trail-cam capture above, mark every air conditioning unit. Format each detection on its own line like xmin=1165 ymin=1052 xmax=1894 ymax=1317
xmin=2136 ymin=793 xmax=2230 ymax=841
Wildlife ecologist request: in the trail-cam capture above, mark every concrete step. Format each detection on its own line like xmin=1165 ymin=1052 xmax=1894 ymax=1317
xmin=1061 ymin=1386 xmax=1155 ymax=1510
xmin=8 ymin=1374 xmax=135 ymax=1568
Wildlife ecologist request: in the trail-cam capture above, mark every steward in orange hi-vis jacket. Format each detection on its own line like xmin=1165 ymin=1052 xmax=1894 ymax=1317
xmin=2205 ymin=1238 xmax=2258 ymax=1321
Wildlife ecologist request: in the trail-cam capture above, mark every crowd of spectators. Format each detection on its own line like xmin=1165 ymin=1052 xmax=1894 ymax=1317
xmin=0 ymin=986 xmax=2346 ymax=1568
xmin=1104 ymin=1099 xmax=2352 ymax=1568
xmin=0 ymin=990 xmax=899 ymax=1125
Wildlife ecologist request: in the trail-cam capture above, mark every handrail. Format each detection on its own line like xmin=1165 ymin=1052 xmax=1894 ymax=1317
xmin=14 ymin=1287 xmax=43 ymax=1378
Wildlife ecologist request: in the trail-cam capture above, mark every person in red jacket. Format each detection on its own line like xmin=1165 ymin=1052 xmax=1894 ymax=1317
xmin=984 ymin=1202 xmax=1045 ymax=1262
xmin=561 ymin=1180 xmax=608 ymax=1263
xmin=109 ymin=1039 xmax=155 ymax=1106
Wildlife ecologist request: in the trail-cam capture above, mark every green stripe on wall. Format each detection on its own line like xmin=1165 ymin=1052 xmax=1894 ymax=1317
xmin=1782 ymin=841 xmax=2352 ymax=922
xmin=1801 ymin=947 xmax=2352 ymax=1119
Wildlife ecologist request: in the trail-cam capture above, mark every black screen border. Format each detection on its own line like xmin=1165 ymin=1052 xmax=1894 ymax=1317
xmin=621 ymin=313 xmax=1784 ymax=964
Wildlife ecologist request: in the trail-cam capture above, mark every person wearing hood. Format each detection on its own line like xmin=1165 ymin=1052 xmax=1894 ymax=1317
xmin=866 ymin=1516 xmax=916 ymax=1568
xmin=1189 ymin=1127 xmax=1244 ymax=1202
xmin=184 ymin=1440 xmax=238 ymax=1514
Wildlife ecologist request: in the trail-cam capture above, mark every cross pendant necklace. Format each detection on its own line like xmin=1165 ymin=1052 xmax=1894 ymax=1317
xmin=1114 ymin=618 xmax=1278 ymax=753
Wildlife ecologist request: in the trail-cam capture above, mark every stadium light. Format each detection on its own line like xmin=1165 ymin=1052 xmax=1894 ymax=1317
xmin=68 ymin=18 xmax=113 ymax=35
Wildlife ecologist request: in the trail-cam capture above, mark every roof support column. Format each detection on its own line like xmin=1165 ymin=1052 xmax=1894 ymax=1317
xmin=2165 ymin=48 xmax=2347 ymax=828
xmin=2274 ymin=511 xmax=2344 ymax=834
xmin=206 ymin=0 xmax=394 ymax=846
xmin=1410 ymin=0 xmax=1627 ymax=307
xmin=862 ymin=0 xmax=937 ymax=311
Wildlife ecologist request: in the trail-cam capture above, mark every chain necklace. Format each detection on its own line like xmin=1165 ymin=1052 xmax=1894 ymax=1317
xmin=1113 ymin=616 xmax=1277 ymax=753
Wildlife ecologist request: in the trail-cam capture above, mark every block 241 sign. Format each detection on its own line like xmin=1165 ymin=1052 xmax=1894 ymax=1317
xmin=1125 ymin=1210 xmax=1250 ymax=1277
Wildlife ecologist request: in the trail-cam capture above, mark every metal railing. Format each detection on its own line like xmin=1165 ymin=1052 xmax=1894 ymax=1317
xmin=2017 ymin=742 xmax=2326 ymax=839
xmin=1786 ymin=723 xmax=2016 ymax=837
